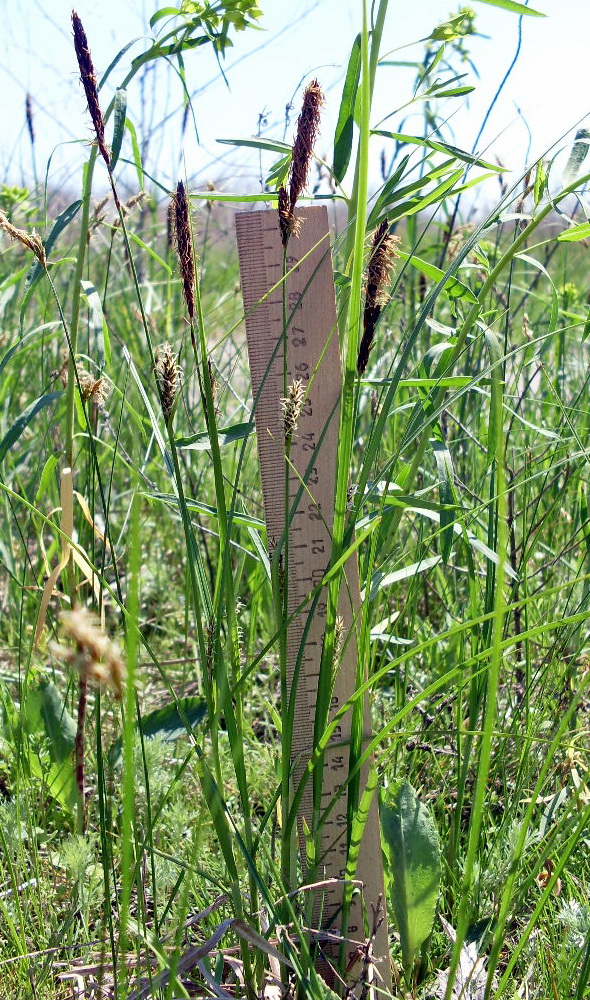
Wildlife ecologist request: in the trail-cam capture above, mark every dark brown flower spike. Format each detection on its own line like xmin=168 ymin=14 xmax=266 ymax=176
xmin=174 ymin=181 xmax=195 ymax=321
xmin=72 ymin=10 xmax=109 ymax=168
xmin=289 ymin=79 xmax=323 ymax=211
xmin=25 ymin=94 xmax=35 ymax=145
xmin=278 ymin=78 xmax=324 ymax=246
xmin=357 ymin=220 xmax=400 ymax=376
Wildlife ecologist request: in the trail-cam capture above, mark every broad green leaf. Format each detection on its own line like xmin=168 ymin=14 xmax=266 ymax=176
xmin=81 ymin=280 xmax=110 ymax=367
xmin=563 ymin=129 xmax=590 ymax=187
xmin=21 ymin=199 xmax=82 ymax=318
xmin=109 ymin=695 xmax=207 ymax=766
xmin=110 ymin=88 xmax=127 ymax=170
xmin=0 ymin=392 xmax=62 ymax=465
xmin=150 ymin=6 xmax=181 ymax=27
xmin=35 ymin=680 xmax=77 ymax=762
xmin=557 ymin=222 xmax=590 ymax=242
xmin=472 ymin=0 xmax=545 ymax=13
xmin=333 ymin=33 xmax=361 ymax=184
xmin=381 ymin=781 xmax=441 ymax=977
xmin=14 ymin=680 xmax=78 ymax=812
xmin=176 ymin=421 xmax=253 ymax=450
xmin=396 ymin=250 xmax=477 ymax=302
xmin=432 ymin=439 xmax=457 ymax=563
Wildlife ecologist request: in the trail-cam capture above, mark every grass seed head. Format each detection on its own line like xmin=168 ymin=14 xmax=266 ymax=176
xmin=0 ymin=210 xmax=46 ymax=269
xmin=174 ymin=181 xmax=196 ymax=321
xmin=71 ymin=11 xmax=109 ymax=168
xmin=281 ymin=378 xmax=306 ymax=441
xmin=357 ymin=220 xmax=400 ymax=376
xmin=155 ymin=342 xmax=181 ymax=421
xmin=51 ymin=607 xmax=125 ymax=700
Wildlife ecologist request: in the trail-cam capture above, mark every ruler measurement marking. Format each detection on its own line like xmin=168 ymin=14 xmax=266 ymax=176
xmin=236 ymin=208 xmax=390 ymax=989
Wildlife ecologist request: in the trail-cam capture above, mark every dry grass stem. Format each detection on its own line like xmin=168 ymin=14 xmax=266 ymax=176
xmin=72 ymin=10 xmax=109 ymax=167
xmin=357 ymin=220 xmax=400 ymax=376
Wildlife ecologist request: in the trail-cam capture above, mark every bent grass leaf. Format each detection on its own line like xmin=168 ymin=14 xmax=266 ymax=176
xmin=381 ymin=781 xmax=441 ymax=978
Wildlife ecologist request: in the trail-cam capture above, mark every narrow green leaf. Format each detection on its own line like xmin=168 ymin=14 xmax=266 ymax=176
xmin=366 ymin=155 xmax=409 ymax=228
xmin=397 ymin=250 xmax=477 ymax=302
xmin=0 ymin=392 xmax=62 ymax=465
xmin=21 ymin=200 xmax=82 ymax=317
xmin=81 ymin=280 xmax=110 ymax=367
xmin=266 ymin=153 xmax=291 ymax=189
xmin=472 ymin=0 xmax=545 ymax=14
xmin=125 ymin=117 xmax=144 ymax=188
xmin=217 ymin=137 xmax=291 ymax=155
xmin=381 ymin=782 xmax=441 ymax=977
xmin=372 ymin=131 xmax=502 ymax=171
xmin=333 ymin=33 xmax=361 ymax=183
xmin=110 ymin=88 xmax=127 ymax=170
xmin=557 ymin=222 xmax=590 ymax=242
xmin=432 ymin=439 xmax=457 ymax=563
xmin=175 ymin=421 xmax=253 ymax=450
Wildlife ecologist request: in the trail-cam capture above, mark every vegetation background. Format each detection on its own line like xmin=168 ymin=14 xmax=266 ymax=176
xmin=2 ymin=1 xmax=590 ymax=999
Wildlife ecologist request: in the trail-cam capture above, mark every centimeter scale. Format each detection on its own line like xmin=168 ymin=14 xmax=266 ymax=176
xmin=236 ymin=206 xmax=390 ymax=990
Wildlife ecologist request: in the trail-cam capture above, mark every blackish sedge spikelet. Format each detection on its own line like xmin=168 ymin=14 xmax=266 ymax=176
xmin=71 ymin=11 xmax=109 ymax=168
xmin=25 ymin=93 xmax=34 ymax=145
xmin=278 ymin=78 xmax=324 ymax=247
xmin=357 ymin=221 xmax=400 ymax=376
xmin=174 ymin=181 xmax=195 ymax=321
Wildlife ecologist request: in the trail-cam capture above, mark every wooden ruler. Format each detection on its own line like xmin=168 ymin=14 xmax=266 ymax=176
xmin=236 ymin=207 xmax=390 ymax=990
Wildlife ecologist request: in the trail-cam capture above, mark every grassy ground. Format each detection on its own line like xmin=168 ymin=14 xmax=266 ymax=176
xmin=2 ymin=2 xmax=590 ymax=998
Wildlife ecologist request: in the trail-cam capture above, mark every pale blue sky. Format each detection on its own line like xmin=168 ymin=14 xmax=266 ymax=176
xmin=1 ymin=0 xmax=589 ymax=200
